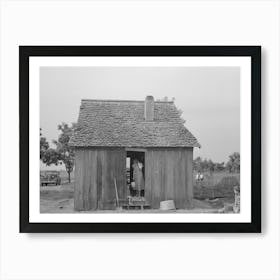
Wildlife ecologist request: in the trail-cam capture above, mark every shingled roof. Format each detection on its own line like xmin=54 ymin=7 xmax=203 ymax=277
xmin=69 ymin=98 xmax=200 ymax=148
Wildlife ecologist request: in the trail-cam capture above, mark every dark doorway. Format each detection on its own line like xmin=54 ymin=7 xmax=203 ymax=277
xmin=126 ymin=151 xmax=145 ymax=197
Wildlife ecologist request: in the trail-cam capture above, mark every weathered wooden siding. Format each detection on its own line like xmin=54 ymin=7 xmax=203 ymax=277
xmin=145 ymin=148 xmax=193 ymax=209
xmin=75 ymin=147 xmax=193 ymax=211
xmin=74 ymin=148 xmax=126 ymax=211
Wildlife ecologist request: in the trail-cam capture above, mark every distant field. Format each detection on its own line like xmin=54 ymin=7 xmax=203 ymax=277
xmin=193 ymin=171 xmax=240 ymax=202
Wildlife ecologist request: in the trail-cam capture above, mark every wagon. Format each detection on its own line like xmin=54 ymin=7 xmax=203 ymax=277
xmin=40 ymin=171 xmax=61 ymax=186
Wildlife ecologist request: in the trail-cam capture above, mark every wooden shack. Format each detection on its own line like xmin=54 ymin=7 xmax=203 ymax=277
xmin=70 ymin=96 xmax=200 ymax=211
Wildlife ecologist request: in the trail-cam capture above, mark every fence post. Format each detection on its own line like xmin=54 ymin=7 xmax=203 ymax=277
xmin=233 ymin=186 xmax=240 ymax=213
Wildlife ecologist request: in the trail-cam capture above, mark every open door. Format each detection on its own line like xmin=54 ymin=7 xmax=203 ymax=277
xmin=126 ymin=149 xmax=145 ymax=197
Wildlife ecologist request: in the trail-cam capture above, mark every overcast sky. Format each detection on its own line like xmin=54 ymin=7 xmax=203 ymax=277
xmin=40 ymin=66 xmax=240 ymax=167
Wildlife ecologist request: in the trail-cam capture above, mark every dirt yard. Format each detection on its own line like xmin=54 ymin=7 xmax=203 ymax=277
xmin=40 ymin=183 xmax=75 ymax=213
xmin=40 ymin=185 xmax=220 ymax=213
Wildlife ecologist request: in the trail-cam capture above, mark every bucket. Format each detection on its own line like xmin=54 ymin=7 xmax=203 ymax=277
xmin=160 ymin=200 xmax=176 ymax=211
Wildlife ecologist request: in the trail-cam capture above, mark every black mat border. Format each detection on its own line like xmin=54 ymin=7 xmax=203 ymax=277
xmin=19 ymin=46 xmax=261 ymax=233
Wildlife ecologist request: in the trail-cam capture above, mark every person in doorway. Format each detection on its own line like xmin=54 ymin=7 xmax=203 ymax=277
xmin=132 ymin=159 xmax=145 ymax=197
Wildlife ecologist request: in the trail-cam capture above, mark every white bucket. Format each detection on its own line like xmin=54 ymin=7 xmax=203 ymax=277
xmin=160 ymin=200 xmax=176 ymax=211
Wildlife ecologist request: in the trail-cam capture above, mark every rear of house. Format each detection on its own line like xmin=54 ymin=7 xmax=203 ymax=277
xmin=70 ymin=96 xmax=200 ymax=211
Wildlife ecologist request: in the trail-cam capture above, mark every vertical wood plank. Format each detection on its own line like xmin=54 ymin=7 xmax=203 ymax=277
xmin=105 ymin=150 xmax=113 ymax=210
xmin=183 ymin=149 xmax=188 ymax=209
xmin=83 ymin=150 xmax=90 ymax=210
xmin=100 ymin=150 xmax=107 ymax=209
xmin=98 ymin=149 xmax=126 ymax=210
xmin=97 ymin=150 xmax=102 ymax=209
xmin=107 ymin=150 xmax=114 ymax=204
xmin=122 ymin=149 xmax=127 ymax=200
xmin=110 ymin=150 xmax=118 ymax=209
xmin=120 ymin=149 xmax=127 ymax=200
xmin=178 ymin=149 xmax=186 ymax=209
xmin=185 ymin=148 xmax=194 ymax=209
xmin=88 ymin=150 xmax=98 ymax=210
xmin=152 ymin=150 xmax=161 ymax=209
xmin=114 ymin=149 xmax=126 ymax=200
xmin=145 ymin=150 xmax=152 ymax=205
xmin=165 ymin=150 xmax=174 ymax=201
xmin=74 ymin=149 xmax=84 ymax=211
xmin=173 ymin=149 xmax=180 ymax=209
xmin=159 ymin=150 xmax=165 ymax=203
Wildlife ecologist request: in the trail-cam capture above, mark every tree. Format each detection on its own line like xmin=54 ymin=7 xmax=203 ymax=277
xmin=40 ymin=128 xmax=49 ymax=160
xmin=193 ymin=157 xmax=202 ymax=171
xmin=41 ymin=148 xmax=60 ymax=166
xmin=40 ymin=128 xmax=61 ymax=166
xmin=193 ymin=157 xmax=226 ymax=173
xmin=201 ymin=159 xmax=209 ymax=171
xmin=214 ymin=162 xmax=225 ymax=172
xmin=226 ymin=152 xmax=240 ymax=173
xmin=207 ymin=159 xmax=215 ymax=175
xmin=52 ymin=122 xmax=77 ymax=183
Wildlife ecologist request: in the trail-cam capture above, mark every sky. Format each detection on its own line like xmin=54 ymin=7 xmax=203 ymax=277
xmin=40 ymin=66 xmax=240 ymax=168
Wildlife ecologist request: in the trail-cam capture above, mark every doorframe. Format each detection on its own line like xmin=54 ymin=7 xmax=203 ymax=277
xmin=125 ymin=148 xmax=147 ymax=197
xmin=125 ymin=148 xmax=147 ymax=153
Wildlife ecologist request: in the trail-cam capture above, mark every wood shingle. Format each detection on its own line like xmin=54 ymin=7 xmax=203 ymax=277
xmin=70 ymin=99 xmax=200 ymax=148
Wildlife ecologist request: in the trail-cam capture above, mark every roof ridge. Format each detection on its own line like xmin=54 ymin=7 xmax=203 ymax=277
xmin=81 ymin=99 xmax=174 ymax=104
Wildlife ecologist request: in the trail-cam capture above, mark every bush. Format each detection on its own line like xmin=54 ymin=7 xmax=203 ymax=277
xmin=215 ymin=176 xmax=239 ymax=188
